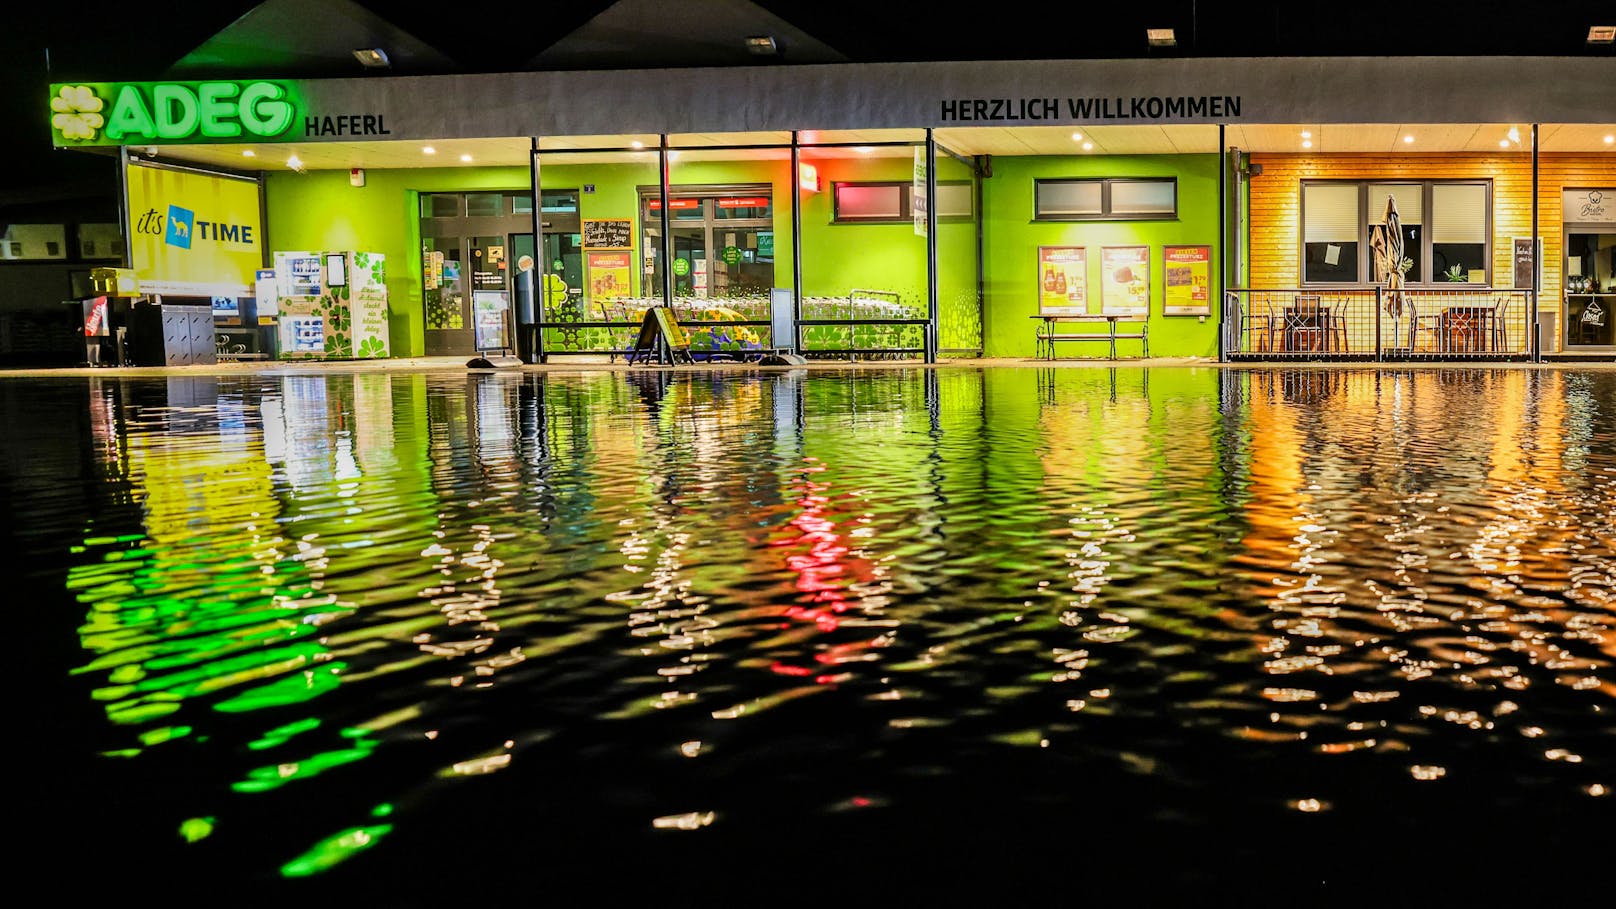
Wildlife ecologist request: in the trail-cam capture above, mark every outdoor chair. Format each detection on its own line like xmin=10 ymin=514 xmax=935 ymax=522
xmin=1407 ymin=298 xmax=1444 ymax=353
xmin=1240 ymin=295 xmax=1278 ymax=353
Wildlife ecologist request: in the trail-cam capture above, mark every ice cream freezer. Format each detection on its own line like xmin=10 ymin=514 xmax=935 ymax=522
xmin=271 ymin=251 xmax=391 ymax=359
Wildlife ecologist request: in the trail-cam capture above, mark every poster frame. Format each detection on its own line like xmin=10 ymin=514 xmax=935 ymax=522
xmin=1036 ymin=245 xmax=1089 ymax=316
xmin=1162 ymin=244 xmax=1212 ymax=316
xmin=1101 ymin=245 xmax=1151 ymax=316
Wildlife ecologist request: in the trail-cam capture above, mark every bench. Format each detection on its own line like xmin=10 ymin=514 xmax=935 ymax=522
xmin=1030 ymin=314 xmax=1149 ymax=359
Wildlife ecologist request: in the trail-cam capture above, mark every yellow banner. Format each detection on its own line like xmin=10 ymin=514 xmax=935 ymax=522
xmin=126 ymin=163 xmax=263 ymax=296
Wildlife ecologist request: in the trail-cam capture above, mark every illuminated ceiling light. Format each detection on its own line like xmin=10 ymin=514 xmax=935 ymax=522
xmin=744 ymin=35 xmax=778 ymax=55
xmin=630 ymin=140 xmax=645 ymax=149
xmin=1403 ymin=135 xmax=1415 ymax=144
xmin=1506 ymin=126 xmax=1521 ymax=144
xmin=352 ymin=47 xmax=390 ymax=68
xmin=1146 ymin=28 xmax=1176 ymax=47
xmin=241 ymin=149 xmax=255 ymax=157
xmin=1300 ymin=130 xmax=1312 ymax=138
xmin=854 ymin=145 xmax=872 ymax=153
xmin=1499 ymin=139 xmax=1511 ymax=148
xmin=1606 ymin=135 xmax=1615 ymax=144
xmin=1587 ymin=25 xmax=1615 ymax=44
xmin=1071 ymin=131 xmax=1083 ymax=141
xmin=459 ymin=153 xmax=473 ymax=162
xmin=422 ymin=146 xmax=436 ymax=155
xmin=1302 ymin=140 xmax=1313 ymax=148
xmin=1082 ymin=142 xmax=1093 ymax=151
xmin=286 ymin=154 xmax=304 ymax=171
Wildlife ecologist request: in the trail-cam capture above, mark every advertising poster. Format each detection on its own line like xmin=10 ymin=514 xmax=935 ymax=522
xmin=255 ymin=268 xmax=279 ymax=323
xmin=1037 ymin=246 xmax=1088 ymax=315
xmin=1162 ymin=245 xmax=1211 ymax=315
xmin=125 ymin=163 xmax=262 ymax=297
xmin=349 ymin=252 xmax=390 ymax=358
xmin=912 ymin=147 xmax=929 ymax=238
xmin=473 ymin=291 xmax=508 ymax=350
xmin=588 ymin=250 xmax=632 ymax=303
xmin=1102 ymin=246 xmax=1150 ymax=315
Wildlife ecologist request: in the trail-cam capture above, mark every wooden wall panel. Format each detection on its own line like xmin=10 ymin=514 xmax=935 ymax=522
xmin=1247 ymin=153 xmax=1616 ymax=350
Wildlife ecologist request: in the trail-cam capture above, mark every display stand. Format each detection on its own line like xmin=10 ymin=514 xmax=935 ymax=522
xmin=625 ymin=307 xmax=694 ymax=365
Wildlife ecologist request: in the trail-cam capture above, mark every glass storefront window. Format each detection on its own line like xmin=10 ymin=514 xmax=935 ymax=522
xmin=422 ymin=194 xmax=460 ymax=218
xmin=465 ymin=193 xmax=506 ymax=217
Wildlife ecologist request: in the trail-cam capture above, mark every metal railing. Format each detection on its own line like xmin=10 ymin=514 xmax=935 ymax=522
xmin=538 ymin=295 xmax=773 ymax=360
xmin=1224 ymin=287 xmax=1532 ymax=360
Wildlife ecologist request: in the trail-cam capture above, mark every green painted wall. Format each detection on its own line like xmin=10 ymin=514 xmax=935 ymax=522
xmin=267 ymin=166 xmax=531 ymax=357
xmin=266 ymin=151 xmax=1216 ymax=359
xmin=980 ymin=154 xmax=1221 ymax=358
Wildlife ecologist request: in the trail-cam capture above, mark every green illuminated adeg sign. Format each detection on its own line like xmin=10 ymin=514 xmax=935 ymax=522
xmin=49 ymin=81 xmax=301 ymax=146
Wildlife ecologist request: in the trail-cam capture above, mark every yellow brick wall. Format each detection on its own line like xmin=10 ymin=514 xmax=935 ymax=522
xmin=1248 ymin=153 xmax=1616 ymax=350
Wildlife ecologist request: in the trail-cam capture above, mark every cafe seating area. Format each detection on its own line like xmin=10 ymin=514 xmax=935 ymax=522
xmin=1226 ymin=287 xmax=1532 ymax=359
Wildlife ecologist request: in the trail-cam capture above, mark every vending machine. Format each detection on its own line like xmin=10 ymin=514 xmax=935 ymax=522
xmin=273 ymin=250 xmax=391 ymax=359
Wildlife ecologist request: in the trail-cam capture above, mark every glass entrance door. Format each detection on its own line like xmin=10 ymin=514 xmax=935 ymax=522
xmin=1564 ymin=229 xmax=1615 ymax=349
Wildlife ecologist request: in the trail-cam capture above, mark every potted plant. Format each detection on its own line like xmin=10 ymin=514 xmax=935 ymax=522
xmin=1443 ymin=263 xmax=1467 ymax=282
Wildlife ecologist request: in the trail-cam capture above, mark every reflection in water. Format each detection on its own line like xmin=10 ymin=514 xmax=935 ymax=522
xmin=7 ymin=367 xmax=1613 ymax=897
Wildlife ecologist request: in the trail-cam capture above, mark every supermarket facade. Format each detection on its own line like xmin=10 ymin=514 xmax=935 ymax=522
xmin=44 ymin=55 xmax=1616 ymax=364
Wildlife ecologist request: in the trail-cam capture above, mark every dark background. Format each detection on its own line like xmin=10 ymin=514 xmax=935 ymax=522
xmin=5 ymin=1 xmax=1613 ymax=203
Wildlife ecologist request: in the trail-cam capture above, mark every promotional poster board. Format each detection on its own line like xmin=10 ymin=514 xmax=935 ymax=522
xmin=1162 ymin=245 xmax=1211 ymax=315
xmin=587 ymin=250 xmax=633 ymax=304
xmin=1101 ymin=246 xmax=1150 ymax=315
xmin=126 ymin=163 xmax=263 ymax=297
xmin=1037 ymin=246 xmax=1088 ymax=315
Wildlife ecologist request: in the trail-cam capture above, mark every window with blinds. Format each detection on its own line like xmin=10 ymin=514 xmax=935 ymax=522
xmin=1034 ymin=177 xmax=1177 ymax=220
xmin=1301 ymin=180 xmax=1491 ymax=284
xmin=1303 ymin=183 xmax=1361 ymax=282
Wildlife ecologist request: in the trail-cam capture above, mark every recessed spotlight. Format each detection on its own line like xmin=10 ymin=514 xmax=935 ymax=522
xmin=422 ymin=146 xmax=436 ymax=155
xmin=1605 ymin=135 xmax=1614 ymax=144
xmin=1300 ymin=130 xmax=1312 ymax=139
xmin=1403 ymin=135 xmax=1414 ymax=144
xmin=459 ymin=154 xmax=473 ymax=163
xmin=855 ymin=146 xmax=872 ymax=153
xmin=1499 ymin=139 xmax=1511 ymax=148
xmin=1071 ymin=132 xmax=1084 ymax=141
xmin=242 ymin=149 xmax=255 ymax=157
xmin=1082 ymin=142 xmax=1093 ymax=151
xmin=1506 ymin=126 xmax=1521 ymax=144
xmin=1302 ymin=140 xmax=1313 ymax=149
xmin=286 ymin=154 xmax=304 ymax=171
xmin=630 ymin=140 xmax=645 ymax=149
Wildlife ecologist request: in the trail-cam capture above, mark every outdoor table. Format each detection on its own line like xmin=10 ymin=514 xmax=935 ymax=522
xmin=1030 ymin=313 xmax=1149 ymax=359
xmin=1440 ymin=306 xmax=1493 ymax=352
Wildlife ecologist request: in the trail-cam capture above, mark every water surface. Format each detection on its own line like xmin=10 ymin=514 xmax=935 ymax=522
xmin=7 ymin=366 xmax=1613 ymax=902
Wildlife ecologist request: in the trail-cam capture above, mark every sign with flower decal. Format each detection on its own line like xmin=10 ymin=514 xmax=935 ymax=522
xmin=48 ymin=81 xmax=304 ymax=146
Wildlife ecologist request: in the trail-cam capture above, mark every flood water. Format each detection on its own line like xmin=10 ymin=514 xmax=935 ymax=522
xmin=6 ymin=366 xmax=1614 ymax=903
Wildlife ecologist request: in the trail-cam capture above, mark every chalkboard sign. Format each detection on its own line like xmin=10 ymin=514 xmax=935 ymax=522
xmin=1513 ymin=237 xmax=1540 ymax=290
xmin=583 ymin=219 xmax=632 ymax=250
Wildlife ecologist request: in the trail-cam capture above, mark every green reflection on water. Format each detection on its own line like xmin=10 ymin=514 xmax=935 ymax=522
xmin=179 ymin=817 xmax=215 ymax=843
xmin=248 ymin=717 xmax=322 ymax=751
xmin=233 ymin=732 xmax=378 ymax=793
xmin=279 ymin=824 xmax=393 ymax=878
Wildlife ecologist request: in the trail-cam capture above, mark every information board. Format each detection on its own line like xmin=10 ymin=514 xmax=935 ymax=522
xmin=583 ymin=219 xmax=632 ymax=250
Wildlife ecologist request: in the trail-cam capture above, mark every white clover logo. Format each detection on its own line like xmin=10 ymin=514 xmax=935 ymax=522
xmin=51 ymin=85 xmax=104 ymax=141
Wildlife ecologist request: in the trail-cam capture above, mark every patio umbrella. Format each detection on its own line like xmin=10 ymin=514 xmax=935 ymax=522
xmin=1370 ymin=222 xmax=1389 ymax=282
xmin=1382 ymin=195 xmax=1405 ymax=319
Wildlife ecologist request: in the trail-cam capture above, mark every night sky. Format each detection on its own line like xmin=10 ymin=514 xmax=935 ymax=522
xmin=7 ymin=0 xmax=1613 ymax=194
